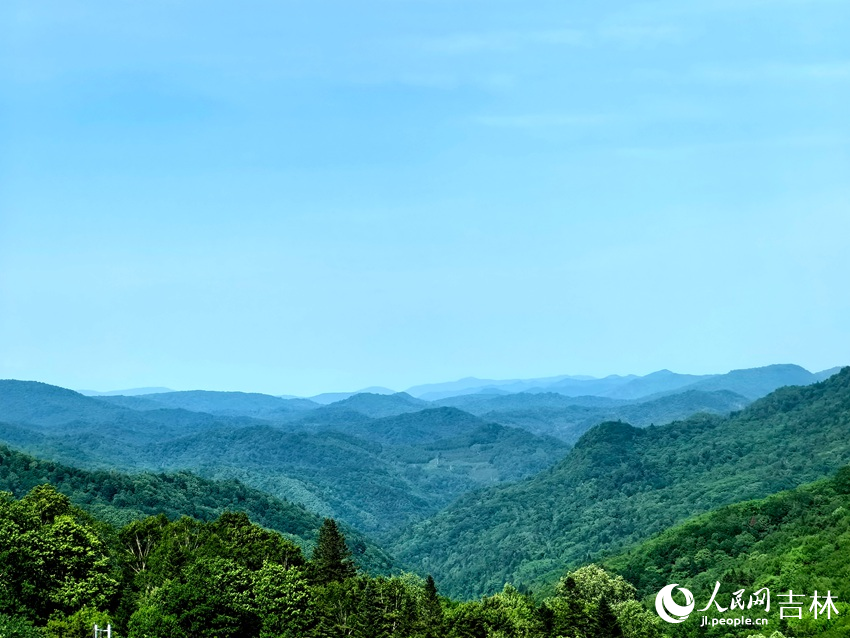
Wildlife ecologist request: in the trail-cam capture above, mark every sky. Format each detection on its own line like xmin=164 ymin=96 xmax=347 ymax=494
xmin=1 ymin=0 xmax=848 ymax=396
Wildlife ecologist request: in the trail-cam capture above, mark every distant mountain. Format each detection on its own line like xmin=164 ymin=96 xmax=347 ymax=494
xmin=0 ymin=379 xmax=129 ymax=426
xmin=669 ymin=363 xmax=820 ymax=400
xmin=0 ymin=379 xmax=277 ymax=448
xmin=309 ymin=387 xmax=396 ymax=404
xmin=409 ymin=364 xmax=839 ymax=403
xmin=78 ymin=386 xmax=173 ymax=396
xmin=318 ymin=392 xmax=430 ymax=419
xmin=816 ymin=365 xmax=843 ymax=380
xmin=600 ymin=369 xmax=711 ymax=400
xmin=526 ymin=374 xmax=639 ymax=397
xmin=0 ymin=380 xmax=568 ymax=538
xmin=436 ymin=392 xmax=627 ymax=413
xmin=111 ymin=389 xmax=319 ymax=418
xmin=387 ymin=367 xmax=850 ymax=598
xmin=407 ymin=375 xmax=591 ymax=401
xmin=437 ymin=389 xmax=749 ymax=443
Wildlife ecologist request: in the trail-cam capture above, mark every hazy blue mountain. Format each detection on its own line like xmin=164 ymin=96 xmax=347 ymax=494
xmin=409 ymin=364 xmax=838 ymax=403
xmin=815 ymin=366 xmax=843 ymax=380
xmin=0 ymin=379 xmax=128 ymax=426
xmin=95 ymin=394 xmax=167 ymax=410
xmin=0 ymin=380 xmax=274 ymax=441
xmin=116 ymin=389 xmax=319 ymax=418
xmin=387 ymin=368 xmax=850 ymax=598
xmin=436 ymin=392 xmax=626 ymax=413
xmin=407 ymin=375 xmax=592 ymax=401
xmin=318 ymin=392 xmax=430 ymax=419
xmin=0 ymin=380 xmax=568 ymax=537
xmin=526 ymin=374 xmax=639 ymax=397
xmin=309 ymin=386 xmax=396 ymax=404
xmin=676 ymin=363 xmax=822 ymax=399
xmin=600 ymin=369 xmax=711 ymax=399
xmin=78 ymin=386 xmax=174 ymax=396
xmin=436 ymin=389 xmax=748 ymax=443
xmin=814 ymin=366 xmax=841 ymax=381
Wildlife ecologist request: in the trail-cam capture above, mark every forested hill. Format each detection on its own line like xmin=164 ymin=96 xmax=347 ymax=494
xmin=0 ymin=443 xmax=396 ymax=575
xmin=0 ymin=381 xmax=570 ymax=537
xmin=388 ymin=367 xmax=850 ymax=599
xmin=438 ymin=389 xmax=751 ymax=443
xmin=604 ymin=466 xmax=850 ymax=638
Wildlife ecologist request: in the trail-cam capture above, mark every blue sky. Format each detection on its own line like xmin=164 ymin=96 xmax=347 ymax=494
xmin=1 ymin=0 xmax=848 ymax=395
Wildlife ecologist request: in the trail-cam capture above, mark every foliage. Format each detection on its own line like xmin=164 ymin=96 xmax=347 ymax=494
xmin=389 ymin=368 xmax=850 ymax=598
xmin=0 ymin=613 xmax=45 ymax=637
xmin=46 ymin=608 xmax=112 ymax=638
xmin=310 ymin=518 xmax=357 ymax=585
xmin=0 ymin=381 xmax=569 ymax=538
xmin=0 ymin=443 xmax=395 ymax=575
xmin=0 ymin=485 xmax=119 ymax=621
xmin=0 ymin=482 xmax=669 ymax=638
xmin=605 ymin=466 xmax=850 ymax=637
xmin=441 ymin=390 xmax=750 ymax=444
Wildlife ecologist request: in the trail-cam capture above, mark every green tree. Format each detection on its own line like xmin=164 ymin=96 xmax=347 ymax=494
xmin=596 ymin=597 xmax=624 ymax=638
xmin=610 ymin=600 xmax=662 ymax=638
xmin=158 ymin=557 xmax=260 ymax=638
xmin=545 ymin=576 xmax=588 ymax=638
xmin=46 ymin=607 xmax=112 ymax=638
xmin=310 ymin=518 xmax=356 ymax=585
xmin=254 ymin=563 xmax=315 ymax=638
xmin=208 ymin=511 xmax=305 ymax=571
xmin=0 ymin=485 xmax=119 ymax=621
xmin=422 ymin=574 xmax=444 ymax=637
xmin=0 ymin=613 xmax=45 ymax=638
xmin=126 ymin=603 xmax=182 ymax=638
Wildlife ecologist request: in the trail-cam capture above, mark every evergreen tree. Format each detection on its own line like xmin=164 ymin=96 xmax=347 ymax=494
xmin=597 ymin=596 xmax=624 ymax=638
xmin=547 ymin=575 xmax=587 ymax=637
xmin=310 ymin=518 xmax=356 ymax=585
xmin=422 ymin=575 xmax=444 ymax=637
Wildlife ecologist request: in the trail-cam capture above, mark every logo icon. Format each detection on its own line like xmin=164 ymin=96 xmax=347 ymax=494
xmin=655 ymin=584 xmax=695 ymax=623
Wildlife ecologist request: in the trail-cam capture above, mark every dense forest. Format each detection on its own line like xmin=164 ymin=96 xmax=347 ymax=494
xmin=0 ymin=445 xmax=395 ymax=575
xmin=604 ymin=466 xmax=850 ymax=637
xmin=0 ymin=366 xmax=846 ymax=637
xmin=390 ymin=368 xmax=850 ymax=597
xmin=0 ymin=381 xmax=570 ymax=536
xmin=0 ymin=482 xmax=664 ymax=638
xmin=0 ymin=365 xmax=826 ymax=541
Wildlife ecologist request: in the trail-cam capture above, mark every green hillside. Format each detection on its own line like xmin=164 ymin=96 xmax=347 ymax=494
xmin=388 ymin=368 xmax=850 ymax=598
xmin=448 ymin=389 xmax=750 ymax=443
xmin=0 ymin=382 xmax=569 ymax=538
xmin=0 ymin=480 xmax=667 ymax=638
xmin=0 ymin=443 xmax=395 ymax=575
xmin=604 ymin=466 xmax=850 ymax=637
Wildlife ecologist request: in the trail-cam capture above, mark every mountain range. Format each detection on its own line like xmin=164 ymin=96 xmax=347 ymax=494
xmin=2 ymin=363 xmax=849 ymax=637
xmin=0 ymin=364 xmax=839 ymax=541
xmin=387 ymin=367 xmax=850 ymax=598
